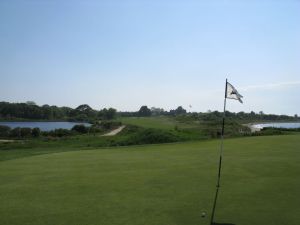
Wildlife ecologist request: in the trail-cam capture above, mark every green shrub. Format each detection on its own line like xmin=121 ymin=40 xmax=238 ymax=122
xmin=42 ymin=129 xmax=73 ymax=137
xmin=20 ymin=128 xmax=32 ymax=137
xmin=32 ymin=127 xmax=41 ymax=137
xmin=89 ymin=126 xmax=104 ymax=134
xmin=9 ymin=127 xmax=21 ymax=138
xmin=0 ymin=125 xmax=11 ymax=137
xmin=252 ymin=127 xmax=283 ymax=136
xmin=100 ymin=121 xmax=122 ymax=130
xmin=71 ymin=124 xmax=89 ymax=133
xmin=132 ymin=129 xmax=179 ymax=144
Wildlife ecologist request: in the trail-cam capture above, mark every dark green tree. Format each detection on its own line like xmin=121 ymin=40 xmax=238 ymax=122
xmin=76 ymin=104 xmax=93 ymax=112
xmin=169 ymin=106 xmax=187 ymax=115
xmin=150 ymin=107 xmax=164 ymax=116
xmin=138 ymin=106 xmax=151 ymax=117
xmin=98 ymin=108 xmax=116 ymax=120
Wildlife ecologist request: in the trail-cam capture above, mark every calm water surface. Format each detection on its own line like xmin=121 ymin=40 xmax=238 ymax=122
xmin=252 ymin=122 xmax=300 ymax=129
xmin=0 ymin=121 xmax=91 ymax=131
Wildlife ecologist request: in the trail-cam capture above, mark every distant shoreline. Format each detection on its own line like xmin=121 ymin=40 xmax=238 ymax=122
xmin=247 ymin=120 xmax=300 ymax=125
xmin=0 ymin=119 xmax=88 ymax=123
xmin=245 ymin=121 xmax=300 ymax=132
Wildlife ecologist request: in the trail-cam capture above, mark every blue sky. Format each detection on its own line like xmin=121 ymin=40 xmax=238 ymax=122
xmin=0 ymin=0 xmax=299 ymax=115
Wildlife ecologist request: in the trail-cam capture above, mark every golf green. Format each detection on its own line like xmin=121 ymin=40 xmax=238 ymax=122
xmin=0 ymin=135 xmax=299 ymax=225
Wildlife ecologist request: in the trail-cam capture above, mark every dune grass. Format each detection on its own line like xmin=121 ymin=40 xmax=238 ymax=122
xmin=0 ymin=134 xmax=299 ymax=225
xmin=120 ymin=116 xmax=199 ymax=130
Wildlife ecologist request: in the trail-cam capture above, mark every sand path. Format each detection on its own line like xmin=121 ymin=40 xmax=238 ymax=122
xmin=101 ymin=125 xmax=126 ymax=136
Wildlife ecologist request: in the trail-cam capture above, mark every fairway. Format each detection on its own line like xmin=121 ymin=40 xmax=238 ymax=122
xmin=0 ymin=135 xmax=300 ymax=225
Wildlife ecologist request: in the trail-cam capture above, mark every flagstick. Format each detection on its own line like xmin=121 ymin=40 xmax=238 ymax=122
xmin=210 ymin=78 xmax=228 ymax=225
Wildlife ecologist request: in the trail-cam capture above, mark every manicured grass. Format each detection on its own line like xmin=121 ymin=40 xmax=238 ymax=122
xmin=0 ymin=135 xmax=299 ymax=225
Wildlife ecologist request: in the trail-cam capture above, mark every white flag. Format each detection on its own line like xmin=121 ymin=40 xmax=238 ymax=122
xmin=226 ymin=82 xmax=243 ymax=103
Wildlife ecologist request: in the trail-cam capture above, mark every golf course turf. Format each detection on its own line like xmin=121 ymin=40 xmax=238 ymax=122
xmin=0 ymin=134 xmax=299 ymax=225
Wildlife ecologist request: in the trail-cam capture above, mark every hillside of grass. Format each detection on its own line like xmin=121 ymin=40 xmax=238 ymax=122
xmin=2 ymin=115 xmax=292 ymax=162
xmin=0 ymin=125 xmax=205 ymax=161
xmin=0 ymin=134 xmax=299 ymax=225
xmin=120 ymin=116 xmax=186 ymax=129
xmin=121 ymin=116 xmax=250 ymax=136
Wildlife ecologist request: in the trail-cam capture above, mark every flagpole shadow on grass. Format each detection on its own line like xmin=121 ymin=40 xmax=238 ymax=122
xmin=209 ymin=78 xmax=243 ymax=225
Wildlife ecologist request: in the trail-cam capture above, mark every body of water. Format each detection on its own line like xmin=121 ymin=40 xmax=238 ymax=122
xmin=251 ymin=122 xmax=300 ymax=130
xmin=0 ymin=121 xmax=91 ymax=131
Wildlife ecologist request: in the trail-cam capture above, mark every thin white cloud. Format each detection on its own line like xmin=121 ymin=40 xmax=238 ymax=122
xmin=241 ymin=81 xmax=300 ymax=91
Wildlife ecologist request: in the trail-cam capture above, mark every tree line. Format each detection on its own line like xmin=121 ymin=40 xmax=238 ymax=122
xmin=0 ymin=102 xmax=187 ymax=121
xmin=0 ymin=102 xmax=117 ymax=122
xmin=0 ymin=101 xmax=298 ymax=122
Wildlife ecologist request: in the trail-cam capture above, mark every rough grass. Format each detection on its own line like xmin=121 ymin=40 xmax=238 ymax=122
xmin=120 ymin=116 xmax=199 ymax=130
xmin=0 ymin=134 xmax=299 ymax=225
xmin=120 ymin=116 xmax=249 ymax=138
